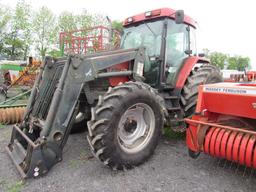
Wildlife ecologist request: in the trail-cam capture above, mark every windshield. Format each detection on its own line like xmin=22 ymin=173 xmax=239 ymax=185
xmin=121 ymin=19 xmax=197 ymax=87
xmin=121 ymin=20 xmax=163 ymax=56
xmin=121 ymin=20 xmax=164 ymax=86
xmin=190 ymin=27 xmax=197 ymax=55
xmin=165 ymin=19 xmax=196 ymax=85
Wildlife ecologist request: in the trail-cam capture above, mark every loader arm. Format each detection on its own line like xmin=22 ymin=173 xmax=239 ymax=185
xmin=6 ymin=47 xmax=146 ymax=178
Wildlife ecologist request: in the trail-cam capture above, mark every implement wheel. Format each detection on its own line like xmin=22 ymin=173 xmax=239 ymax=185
xmin=188 ymin=149 xmax=200 ymax=159
xmin=87 ymin=81 xmax=165 ymax=170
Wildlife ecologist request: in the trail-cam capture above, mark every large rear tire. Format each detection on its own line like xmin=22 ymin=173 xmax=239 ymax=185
xmin=181 ymin=64 xmax=223 ymax=118
xmin=87 ymin=81 xmax=165 ymax=170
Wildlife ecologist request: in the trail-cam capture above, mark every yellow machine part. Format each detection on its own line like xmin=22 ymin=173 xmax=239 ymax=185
xmin=0 ymin=107 xmax=26 ymax=124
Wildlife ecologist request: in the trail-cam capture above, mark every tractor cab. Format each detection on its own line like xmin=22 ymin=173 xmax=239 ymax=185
xmin=121 ymin=8 xmax=197 ymax=88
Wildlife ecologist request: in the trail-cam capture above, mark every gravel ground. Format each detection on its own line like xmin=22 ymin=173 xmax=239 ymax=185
xmin=0 ymin=125 xmax=256 ymax=192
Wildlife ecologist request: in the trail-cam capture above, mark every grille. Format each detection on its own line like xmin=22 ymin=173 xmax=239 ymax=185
xmin=32 ymin=60 xmax=65 ymax=119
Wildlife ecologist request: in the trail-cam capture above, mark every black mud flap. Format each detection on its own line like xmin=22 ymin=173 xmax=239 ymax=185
xmin=6 ymin=125 xmax=62 ymax=178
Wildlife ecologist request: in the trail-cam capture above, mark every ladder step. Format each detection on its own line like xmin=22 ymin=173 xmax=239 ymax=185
xmin=167 ymin=107 xmax=181 ymax=111
xmin=170 ymin=119 xmax=184 ymax=123
xmin=164 ymin=96 xmax=179 ymax=100
xmin=163 ymin=86 xmax=174 ymax=91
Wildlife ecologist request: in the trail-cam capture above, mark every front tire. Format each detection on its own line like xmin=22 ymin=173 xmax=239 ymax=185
xmin=87 ymin=81 xmax=165 ymax=170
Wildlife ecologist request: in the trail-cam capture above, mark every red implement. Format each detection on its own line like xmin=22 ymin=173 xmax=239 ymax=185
xmin=186 ymin=83 xmax=256 ymax=169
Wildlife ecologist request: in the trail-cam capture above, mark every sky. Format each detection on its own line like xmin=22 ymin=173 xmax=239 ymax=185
xmin=1 ymin=0 xmax=256 ymax=69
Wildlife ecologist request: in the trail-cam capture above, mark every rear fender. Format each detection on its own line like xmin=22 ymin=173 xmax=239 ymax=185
xmin=175 ymin=56 xmax=209 ymax=89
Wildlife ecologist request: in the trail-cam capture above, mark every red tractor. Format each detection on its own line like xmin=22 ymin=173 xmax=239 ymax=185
xmin=7 ymin=8 xmax=222 ymax=178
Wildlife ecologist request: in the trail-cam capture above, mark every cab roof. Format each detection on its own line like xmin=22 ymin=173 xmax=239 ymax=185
xmin=123 ymin=8 xmax=197 ymax=28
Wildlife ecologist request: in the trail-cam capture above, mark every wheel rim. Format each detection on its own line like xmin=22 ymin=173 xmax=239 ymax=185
xmin=117 ymin=103 xmax=155 ymax=154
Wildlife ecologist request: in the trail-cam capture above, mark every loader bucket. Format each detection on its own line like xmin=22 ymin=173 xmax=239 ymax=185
xmin=6 ymin=125 xmax=62 ymax=178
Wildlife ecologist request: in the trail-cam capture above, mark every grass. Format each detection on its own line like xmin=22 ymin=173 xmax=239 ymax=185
xmin=0 ymin=180 xmax=25 ymax=192
xmin=0 ymin=123 xmax=4 ymax=129
xmin=0 ymin=179 xmax=7 ymax=187
xmin=69 ymin=159 xmax=80 ymax=168
xmin=69 ymin=151 xmax=90 ymax=168
xmin=163 ymin=127 xmax=185 ymax=140
xmin=7 ymin=181 xmax=24 ymax=192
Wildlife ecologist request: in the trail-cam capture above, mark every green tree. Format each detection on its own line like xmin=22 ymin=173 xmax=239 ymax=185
xmin=208 ymin=51 xmax=228 ymax=69
xmin=0 ymin=5 xmax=11 ymax=56
xmin=58 ymin=10 xmax=113 ymax=32
xmin=227 ymin=56 xmax=250 ymax=71
xmin=58 ymin=10 xmax=95 ymax=56
xmin=33 ymin=6 xmax=58 ymax=59
xmin=0 ymin=5 xmax=11 ymax=33
xmin=110 ymin=20 xmax=123 ymax=49
xmin=111 ymin=20 xmax=123 ymax=32
xmin=2 ymin=0 xmax=32 ymax=60
xmin=3 ymin=34 xmax=24 ymax=59
xmin=91 ymin=14 xmax=108 ymax=27
xmin=48 ymin=49 xmax=63 ymax=58
xmin=58 ymin=11 xmax=77 ymax=32
xmin=17 ymin=0 xmax=32 ymax=60
xmin=76 ymin=10 xmax=93 ymax=29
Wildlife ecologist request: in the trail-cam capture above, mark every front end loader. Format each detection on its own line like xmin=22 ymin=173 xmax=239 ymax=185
xmin=6 ymin=48 xmax=147 ymax=178
xmin=7 ymin=8 xmax=223 ymax=178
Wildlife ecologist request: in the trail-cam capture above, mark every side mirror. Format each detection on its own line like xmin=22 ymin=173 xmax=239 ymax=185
xmin=175 ymin=10 xmax=184 ymax=24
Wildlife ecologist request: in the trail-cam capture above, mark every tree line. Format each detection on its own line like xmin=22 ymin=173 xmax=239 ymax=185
xmin=203 ymin=49 xmax=251 ymax=71
xmin=0 ymin=0 xmax=250 ymax=71
xmin=0 ymin=0 xmax=122 ymax=60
